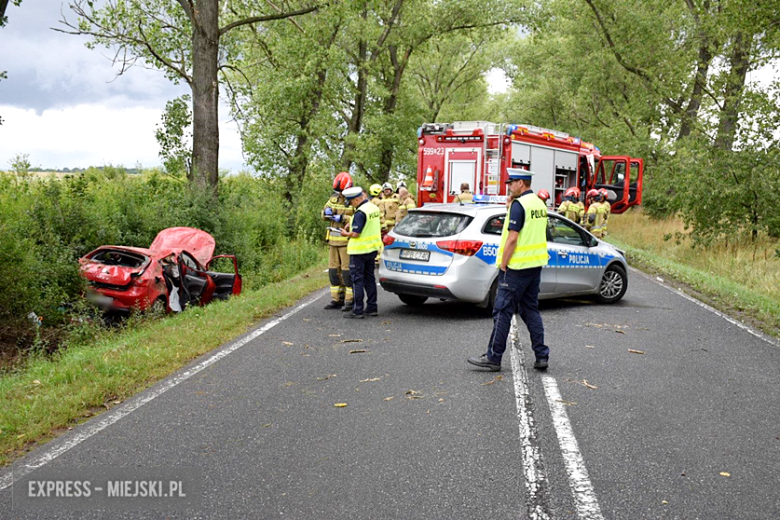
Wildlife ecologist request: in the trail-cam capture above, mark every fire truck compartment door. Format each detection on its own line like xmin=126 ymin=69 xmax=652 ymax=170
xmin=445 ymin=148 xmax=480 ymax=198
xmin=595 ymin=156 xmax=630 ymax=207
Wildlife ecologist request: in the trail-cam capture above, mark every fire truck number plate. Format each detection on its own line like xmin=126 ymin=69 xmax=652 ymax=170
xmin=400 ymin=249 xmax=430 ymax=262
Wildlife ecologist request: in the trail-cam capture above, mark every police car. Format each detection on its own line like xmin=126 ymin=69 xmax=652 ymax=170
xmin=378 ymin=200 xmax=628 ymax=310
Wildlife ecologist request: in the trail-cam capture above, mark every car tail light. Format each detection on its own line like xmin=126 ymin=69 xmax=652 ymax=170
xmin=436 ymin=240 xmax=483 ymax=256
xmin=383 ymin=235 xmax=395 ymax=246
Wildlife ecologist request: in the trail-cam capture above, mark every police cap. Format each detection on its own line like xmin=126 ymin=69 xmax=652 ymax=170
xmin=342 ymin=187 xmax=363 ymax=200
xmin=506 ymin=168 xmax=535 ymax=182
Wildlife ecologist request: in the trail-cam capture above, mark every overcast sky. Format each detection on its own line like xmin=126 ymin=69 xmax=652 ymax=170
xmin=0 ymin=0 xmax=245 ymax=171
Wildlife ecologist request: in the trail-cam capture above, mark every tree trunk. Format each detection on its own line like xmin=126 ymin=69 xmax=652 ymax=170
xmin=376 ymin=45 xmax=412 ymax=180
xmin=677 ymin=42 xmax=712 ymax=140
xmin=715 ymin=32 xmax=751 ymax=151
xmin=190 ymin=0 xmax=220 ymax=195
xmin=340 ymin=38 xmax=368 ymax=172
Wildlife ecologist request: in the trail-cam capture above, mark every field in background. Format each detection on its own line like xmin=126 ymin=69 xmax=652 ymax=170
xmin=609 ymin=209 xmax=780 ymax=336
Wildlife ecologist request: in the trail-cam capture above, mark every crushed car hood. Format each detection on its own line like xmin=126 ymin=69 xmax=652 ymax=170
xmin=150 ymin=227 xmax=216 ymax=266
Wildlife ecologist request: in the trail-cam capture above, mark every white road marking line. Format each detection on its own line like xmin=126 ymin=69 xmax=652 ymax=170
xmin=509 ymin=317 xmax=551 ymax=520
xmin=542 ymin=376 xmax=605 ymax=520
xmin=0 ymin=290 xmax=326 ymax=492
xmin=632 ymin=267 xmax=779 ymax=347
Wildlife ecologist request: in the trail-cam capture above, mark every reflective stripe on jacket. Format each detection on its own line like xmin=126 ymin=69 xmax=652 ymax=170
xmin=347 ymin=202 xmax=383 ymax=255
xmin=496 ymin=193 xmax=549 ymax=270
xmin=322 ymin=194 xmax=353 ymax=246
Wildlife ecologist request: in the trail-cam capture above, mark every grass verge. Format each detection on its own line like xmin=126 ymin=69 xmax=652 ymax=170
xmin=0 ymin=262 xmax=327 ymax=467
xmin=609 ymin=211 xmax=780 ymax=340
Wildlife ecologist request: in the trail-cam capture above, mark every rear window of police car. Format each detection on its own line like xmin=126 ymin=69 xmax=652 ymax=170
xmin=393 ymin=212 xmax=473 ymax=238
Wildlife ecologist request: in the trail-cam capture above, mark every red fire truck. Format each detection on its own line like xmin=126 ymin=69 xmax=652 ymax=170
xmin=416 ymin=121 xmax=643 ymax=213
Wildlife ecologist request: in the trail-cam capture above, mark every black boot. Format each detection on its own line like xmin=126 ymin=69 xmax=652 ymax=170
xmin=324 ymin=300 xmax=342 ymax=310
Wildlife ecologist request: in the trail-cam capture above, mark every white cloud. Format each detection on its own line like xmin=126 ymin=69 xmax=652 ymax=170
xmin=0 ymin=0 xmax=245 ymax=172
xmin=0 ymin=103 xmax=245 ymax=171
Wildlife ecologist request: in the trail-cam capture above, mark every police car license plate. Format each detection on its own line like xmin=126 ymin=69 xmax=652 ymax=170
xmin=399 ymin=249 xmax=430 ymax=262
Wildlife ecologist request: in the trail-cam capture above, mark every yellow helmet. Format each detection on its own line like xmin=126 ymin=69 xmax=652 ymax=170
xmin=369 ymin=184 xmax=382 ymax=197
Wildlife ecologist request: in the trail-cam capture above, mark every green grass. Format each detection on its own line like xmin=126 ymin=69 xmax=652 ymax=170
xmin=609 ymin=210 xmax=780 ymax=339
xmin=0 ymin=262 xmax=327 ymax=467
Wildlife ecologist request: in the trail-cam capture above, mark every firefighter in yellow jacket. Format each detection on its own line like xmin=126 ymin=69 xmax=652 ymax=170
xmin=322 ymin=172 xmax=355 ymax=310
xmin=381 ymin=182 xmax=400 ymax=234
xmin=557 ymin=187 xmax=584 ymax=224
xmin=396 ymin=186 xmax=416 ymax=223
xmin=584 ymin=189 xmax=608 ymax=238
xmin=453 ymin=182 xmax=474 ymax=204
xmin=369 ymin=184 xmax=385 ymax=229
xmin=598 ymin=188 xmax=611 ymax=237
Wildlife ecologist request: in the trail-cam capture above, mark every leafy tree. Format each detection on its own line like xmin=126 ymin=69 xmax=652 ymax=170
xmin=155 ymin=94 xmax=192 ymax=177
xmin=58 ymin=0 xmax=320 ymax=195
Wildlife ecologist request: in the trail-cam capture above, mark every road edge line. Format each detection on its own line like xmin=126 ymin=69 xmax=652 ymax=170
xmin=0 ymin=290 xmax=326 ymax=492
xmin=631 ymin=267 xmax=779 ymax=347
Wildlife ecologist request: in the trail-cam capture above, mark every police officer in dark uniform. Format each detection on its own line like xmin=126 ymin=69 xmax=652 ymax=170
xmin=468 ymin=169 xmax=550 ymax=371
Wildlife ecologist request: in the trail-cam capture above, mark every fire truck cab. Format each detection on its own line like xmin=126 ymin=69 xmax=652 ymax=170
xmin=416 ymin=121 xmax=643 ymax=213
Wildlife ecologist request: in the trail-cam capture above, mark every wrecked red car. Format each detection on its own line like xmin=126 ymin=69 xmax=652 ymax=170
xmin=79 ymin=227 xmax=242 ymax=314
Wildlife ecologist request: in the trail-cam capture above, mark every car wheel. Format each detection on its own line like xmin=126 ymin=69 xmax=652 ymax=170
xmin=480 ymin=278 xmax=498 ymax=315
xmin=149 ymin=297 xmax=167 ymax=315
xmin=398 ymin=294 xmax=428 ymax=306
xmin=597 ymin=264 xmax=628 ymax=304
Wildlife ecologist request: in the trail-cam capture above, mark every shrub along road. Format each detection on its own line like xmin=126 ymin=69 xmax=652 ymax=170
xmin=1 ymin=270 xmax=779 ymax=519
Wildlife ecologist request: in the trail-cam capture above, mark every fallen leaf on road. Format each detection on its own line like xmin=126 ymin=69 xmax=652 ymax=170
xmin=282 ymin=341 xmax=294 ymax=346
xmin=302 ymin=318 xmax=310 ymax=322
xmin=262 ymin=423 xmax=272 ymax=428
xmin=281 ymin=381 xmax=295 ymax=387
xmin=334 ymin=403 xmax=348 ymax=408
xmin=662 ymin=500 xmax=668 ymax=505
xmin=481 ymin=376 xmax=503 ymax=386
xmin=556 ymin=399 xmax=577 ymax=406
xmin=615 ymin=330 xmax=626 ymax=334
xmin=316 ymin=374 xmax=337 ymax=381
xmin=628 ymin=349 xmax=645 ymax=355
xmin=349 ymin=349 xmax=366 ymax=354
xmin=720 ymin=472 xmax=730 ymax=477
xmin=581 ymin=379 xmax=598 ymax=390
xmin=360 ymin=377 xmax=381 ymax=383
xmin=405 ymin=390 xmax=424 ymax=399
xmin=341 ymin=339 xmax=363 ymax=343
xmin=381 ymin=321 xmax=391 ymax=325
xmin=329 ymin=334 xmax=341 ymax=337
xmin=585 ymin=345 xmax=595 ymax=349
xmin=438 ymin=398 xmax=444 ymax=402
xmin=383 ymin=396 xmax=394 ymax=401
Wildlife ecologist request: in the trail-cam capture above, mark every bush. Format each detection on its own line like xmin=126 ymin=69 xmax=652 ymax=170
xmin=0 ymin=168 xmax=326 ymax=355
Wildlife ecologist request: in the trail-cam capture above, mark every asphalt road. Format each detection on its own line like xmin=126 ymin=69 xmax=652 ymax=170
xmin=1 ymin=268 xmax=779 ymax=519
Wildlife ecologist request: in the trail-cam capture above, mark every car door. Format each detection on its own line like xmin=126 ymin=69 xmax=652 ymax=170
xmin=547 ymin=215 xmax=602 ymax=294
xmin=206 ymin=254 xmax=243 ymax=299
xmin=481 ymin=211 xmax=557 ymax=295
xmin=179 ymin=251 xmax=216 ymax=305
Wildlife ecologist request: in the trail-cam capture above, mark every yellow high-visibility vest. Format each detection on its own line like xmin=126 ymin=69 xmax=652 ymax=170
xmin=496 ymin=193 xmax=549 ymax=270
xmin=347 ymin=202 xmax=383 ymax=255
